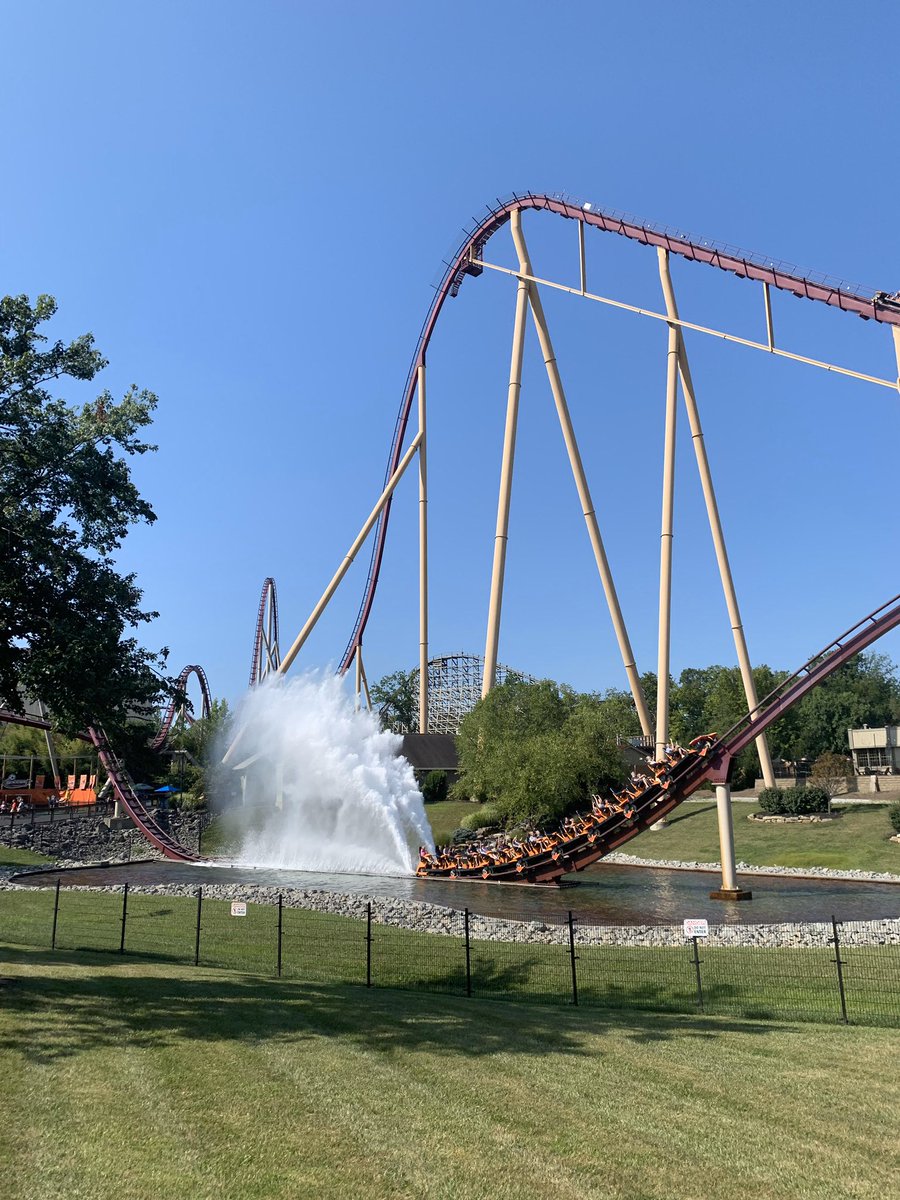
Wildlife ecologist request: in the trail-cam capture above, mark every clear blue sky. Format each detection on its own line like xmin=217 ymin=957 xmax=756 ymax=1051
xmin=4 ymin=1 xmax=900 ymax=711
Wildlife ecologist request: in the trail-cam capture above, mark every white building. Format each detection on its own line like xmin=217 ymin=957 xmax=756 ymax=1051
xmin=846 ymin=726 xmax=900 ymax=775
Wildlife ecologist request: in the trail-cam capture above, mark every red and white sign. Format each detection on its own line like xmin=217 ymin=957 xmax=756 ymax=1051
xmin=230 ymin=901 xmax=247 ymax=917
xmin=683 ymin=918 xmax=709 ymax=938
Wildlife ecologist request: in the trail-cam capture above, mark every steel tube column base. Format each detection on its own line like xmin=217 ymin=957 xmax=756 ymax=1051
xmin=709 ymin=781 xmax=752 ymax=900
xmin=709 ymin=887 xmax=753 ymax=901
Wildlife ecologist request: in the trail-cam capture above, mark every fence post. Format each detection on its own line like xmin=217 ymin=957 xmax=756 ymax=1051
xmin=194 ymin=886 xmax=203 ymax=967
xmin=119 ymin=882 xmax=129 ymax=954
xmin=831 ymin=915 xmax=849 ymax=1025
xmin=366 ymin=901 xmax=372 ymax=988
xmin=691 ymin=936 xmax=705 ymax=1013
xmin=568 ymin=911 xmax=579 ymax=1006
xmin=276 ymin=893 xmax=283 ymax=978
xmin=51 ymin=879 xmax=60 ymax=950
xmin=464 ymin=908 xmax=472 ymax=997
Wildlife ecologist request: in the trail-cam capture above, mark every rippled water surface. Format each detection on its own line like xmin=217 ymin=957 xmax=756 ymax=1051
xmin=16 ymin=859 xmax=900 ymax=925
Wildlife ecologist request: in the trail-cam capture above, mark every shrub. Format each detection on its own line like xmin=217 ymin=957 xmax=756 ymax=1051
xmin=420 ymin=770 xmax=449 ymax=804
xmin=889 ymin=803 xmax=900 ymax=835
xmin=758 ymin=787 xmax=785 ymax=814
xmin=758 ymin=784 xmax=829 ymax=816
xmin=787 ymin=784 xmax=830 ymax=815
xmin=460 ymin=803 xmax=504 ymax=833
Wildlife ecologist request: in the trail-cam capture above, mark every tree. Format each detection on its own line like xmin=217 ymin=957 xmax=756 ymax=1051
xmin=809 ymin=751 xmax=854 ymax=807
xmin=165 ymin=699 xmax=235 ymax=808
xmin=370 ymin=668 xmax=419 ymax=732
xmin=0 ymin=295 xmax=168 ymax=733
xmin=452 ymin=678 xmax=627 ymax=828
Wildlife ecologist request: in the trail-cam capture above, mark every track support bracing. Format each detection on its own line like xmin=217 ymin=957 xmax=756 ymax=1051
xmin=482 ymin=210 xmax=529 ymax=699
xmin=657 ymin=250 xmax=776 ymax=789
xmin=418 ymin=363 xmax=429 ymax=731
xmin=278 ymin=430 xmax=424 ymax=676
xmin=511 ymin=210 xmax=653 ymax=738
xmin=656 ymin=254 xmax=680 ymax=760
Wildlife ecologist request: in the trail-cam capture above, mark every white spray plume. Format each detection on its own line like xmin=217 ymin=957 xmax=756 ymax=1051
xmin=222 ymin=672 xmax=434 ymax=875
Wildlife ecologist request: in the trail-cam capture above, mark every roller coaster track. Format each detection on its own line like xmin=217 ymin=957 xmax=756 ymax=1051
xmin=87 ymin=725 xmax=201 ymax=862
xmin=248 ymin=577 xmax=281 ymax=687
xmin=340 ymin=191 xmax=900 ymax=674
xmin=419 ymin=590 xmax=900 ymax=884
xmin=149 ymin=663 xmax=212 ymax=752
xmin=2 ymin=670 xmax=212 ymax=860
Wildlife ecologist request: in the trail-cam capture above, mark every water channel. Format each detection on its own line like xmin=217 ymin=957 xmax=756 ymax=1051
xmin=16 ymin=859 xmax=900 ymax=926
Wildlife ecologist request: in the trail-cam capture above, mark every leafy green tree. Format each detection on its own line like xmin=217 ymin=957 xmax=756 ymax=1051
xmin=452 ymin=678 xmax=627 ymax=828
xmin=164 ymin=699 xmax=234 ymax=808
xmin=0 ymin=294 xmax=168 ymax=733
xmin=370 ymin=668 xmax=419 ymax=731
xmin=809 ymin=751 xmax=854 ymax=801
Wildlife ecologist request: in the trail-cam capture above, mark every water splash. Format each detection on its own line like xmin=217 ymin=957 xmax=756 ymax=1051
xmin=219 ymin=673 xmax=434 ymax=874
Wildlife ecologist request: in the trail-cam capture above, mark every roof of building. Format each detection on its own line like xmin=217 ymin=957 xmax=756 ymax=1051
xmin=399 ymin=733 xmax=458 ymax=772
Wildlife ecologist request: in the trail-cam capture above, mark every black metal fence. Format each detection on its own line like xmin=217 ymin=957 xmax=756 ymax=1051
xmin=2 ymin=884 xmax=898 ymax=1028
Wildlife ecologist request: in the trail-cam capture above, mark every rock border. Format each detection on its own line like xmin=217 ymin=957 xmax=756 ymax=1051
xmin=3 ymin=864 xmax=899 ymax=949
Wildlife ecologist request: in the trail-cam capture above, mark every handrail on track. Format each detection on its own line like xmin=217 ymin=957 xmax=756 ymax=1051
xmin=715 ymin=592 xmax=900 ymax=759
xmin=150 ymin=664 xmax=212 ymax=752
xmin=339 ymin=191 xmax=900 ymax=674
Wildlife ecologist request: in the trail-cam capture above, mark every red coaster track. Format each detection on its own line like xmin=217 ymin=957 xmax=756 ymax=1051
xmin=87 ymin=725 xmax=201 ymax=862
xmin=340 ymin=191 xmax=900 ymax=675
xmin=418 ymin=591 xmax=900 ymax=884
xmin=149 ymin=663 xmax=212 ymax=752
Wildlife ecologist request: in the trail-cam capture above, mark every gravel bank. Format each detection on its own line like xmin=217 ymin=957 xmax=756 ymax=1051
xmin=3 ymin=863 xmax=898 ymax=948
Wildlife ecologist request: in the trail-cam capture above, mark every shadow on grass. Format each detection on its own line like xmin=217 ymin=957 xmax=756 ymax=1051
xmin=662 ymin=803 xmax=718 ymax=828
xmin=0 ymin=944 xmax=784 ymax=1065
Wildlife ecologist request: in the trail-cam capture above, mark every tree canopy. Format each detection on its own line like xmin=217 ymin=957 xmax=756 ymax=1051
xmin=453 ymin=678 xmax=628 ymax=828
xmin=0 ymin=294 xmax=168 ymax=733
xmin=370 ymin=667 xmax=419 ymax=732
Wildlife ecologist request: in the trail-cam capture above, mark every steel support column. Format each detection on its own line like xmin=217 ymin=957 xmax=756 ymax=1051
xmin=656 ymin=259 xmax=679 ymax=759
xmin=277 ymin=431 xmax=423 ymax=677
xmin=658 ymin=253 xmax=776 ymax=788
xmin=358 ymin=647 xmax=372 ymax=710
xmin=709 ymin=782 xmax=752 ymax=900
xmin=38 ymin=700 xmax=62 ymax=788
xmin=511 ymin=211 xmax=652 ymax=738
xmin=482 ymin=210 xmax=530 ymax=698
xmin=417 ymin=364 xmax=429 ymax=731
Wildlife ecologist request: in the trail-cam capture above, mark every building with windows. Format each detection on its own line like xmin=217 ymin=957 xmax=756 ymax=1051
xmin=847 ymin=725 xmax=900 ymax=775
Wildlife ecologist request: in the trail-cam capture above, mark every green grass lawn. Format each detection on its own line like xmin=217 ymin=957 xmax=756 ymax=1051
xmin=0 ymin=945 xmax=897 ymax=1200
xmin=627 ymin=800 xmax=900 ymax=873
xmin=423 ymin=799 xmax=480 ymax=845
xmin=0 ymin=845 xmax=52 ymax=870
xmin=2 ymin=887 xmax=897 ymax=1028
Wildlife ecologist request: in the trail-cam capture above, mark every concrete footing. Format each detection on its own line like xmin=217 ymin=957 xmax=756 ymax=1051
xmin=103 ymin=816 xmax=134 ymax=831
xmin=709 ymin=887 xmax=753 ymax=902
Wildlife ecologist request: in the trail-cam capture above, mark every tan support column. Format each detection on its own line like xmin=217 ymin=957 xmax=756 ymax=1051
xmin=278 ymin=431 xmax=423 ymax=676
xmin=223 ymin=432 xmax=424 ymax=765
xmin=358 ymin=649 xmax=372 ymax=710
xmin=37 ymin=700 xmax=62 ymax=788
xmin=417 ymin=364 xmax=429 ymax=731
xmin=709 ymin=782 xmax=752 ymax=900
xmin=482 ymin=211 xmax=529 ymax=698
xmin=512 ymin=211 xmax=652 ymax=738
xmin=656 ymin=275 xmax=679 ymax=760
xmin=892 ymin=327 xmax=900 ymax=390
xmin=658 ymin=253 xmax=776 ymax=788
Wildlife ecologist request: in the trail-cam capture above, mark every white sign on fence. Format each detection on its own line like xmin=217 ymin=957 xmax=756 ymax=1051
xmin=230 ymin=901 xmax=247 ymax=917
xmin=683 ymin=918 xmax=709 ymax=938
